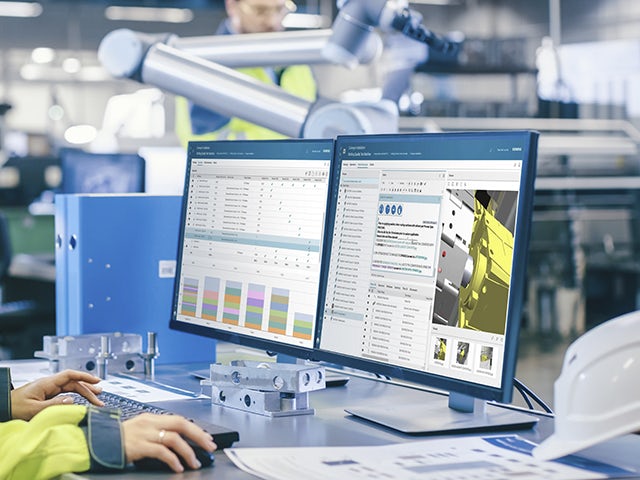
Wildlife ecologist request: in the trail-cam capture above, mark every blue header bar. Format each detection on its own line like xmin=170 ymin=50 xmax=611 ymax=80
xmin=188 ymin=139 xmax=333 ymax=160
xmin=336 ymin=131 xmax=534 ymax=162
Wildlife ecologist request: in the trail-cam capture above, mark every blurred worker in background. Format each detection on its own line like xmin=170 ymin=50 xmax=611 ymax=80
xmin=175 ymin=0 xmax=317 ymax=146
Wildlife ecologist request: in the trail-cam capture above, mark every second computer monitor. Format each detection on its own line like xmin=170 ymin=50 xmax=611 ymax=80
xmin=60 ymin=149 xmax=145 ymax=194
xmin=169 ymin=133 xmax=539 ymax=420
xmin=170 ymin=139 xmax=334 ymax=359
xmin=316 ymin=131 xmax=538 ymax=406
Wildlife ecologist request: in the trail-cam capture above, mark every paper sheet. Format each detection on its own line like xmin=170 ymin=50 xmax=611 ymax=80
xmin=225 ymin=435 xmax=636 ymax=480
xmin=98 ymin=375 xmax=200 ymax=402
xmin=0 ymin=360 xmax=51 ymax=387
xmin=0 ymin=360 xmax=197 ymax=402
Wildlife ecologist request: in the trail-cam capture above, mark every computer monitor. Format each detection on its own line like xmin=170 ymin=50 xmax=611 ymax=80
xmin=314 ymin=131 xmax=539 ymax=434
xmin=60 ymin=149 xmax=145 ymax=194
xmin=169 ymin=139 xmax=334 ymax=359
xmin=0 ymin=155 xmax=60 ymax=206
xmin=170 ymin=133 xmax=539 ymax=435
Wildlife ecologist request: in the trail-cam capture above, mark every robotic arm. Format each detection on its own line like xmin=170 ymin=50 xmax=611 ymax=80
xmin=324 ymin=0 xmax=457 ymax=68
xmin=98 ymin=0 xmax=458 ymax=138
xmin=167 ymin=28 xmax=381 ymax=68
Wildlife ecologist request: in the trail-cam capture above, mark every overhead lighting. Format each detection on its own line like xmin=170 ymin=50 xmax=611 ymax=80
xmin=64 ymin=125 xmax=97 ymax=145
xmin=20 ymin=62 xmax=111 ymax=82
xmin=19 ymin=63 xmax=42 ymax=80
xmin=62 ymin=57 xmax=81 ymax=74
xmin=32 ymin=47 xmax=55 ymax=64
xmin=409 ymin=0 xmax=458 ymax=5
xmin=78 ymin=66 xmax=110 ymax=82
xmin=48 ymin=105 xmax=65 ymax=121
xmin=0 ymin=1 xmax=42 ymax=17
xmin=282 ymin=13 xmax=330 ymax=29
xmin=105 ymin=6 xmax=193 ymax=23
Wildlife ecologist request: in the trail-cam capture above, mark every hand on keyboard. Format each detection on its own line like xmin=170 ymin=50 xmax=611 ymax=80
xmin=73 ymin=391 xmax=239 ymax=450
xmin=11 ymin=369 xmax=104 ymax=421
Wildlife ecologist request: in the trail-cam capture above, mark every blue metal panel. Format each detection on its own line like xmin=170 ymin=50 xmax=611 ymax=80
xmin=54 ymin=194 xmax=216 ymax=364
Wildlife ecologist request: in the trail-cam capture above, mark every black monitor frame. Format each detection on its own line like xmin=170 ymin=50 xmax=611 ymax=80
xmin=169 ymin=132 xmax=538 ymax=415
xmin=169 ymin=139 xmax=335 ymax=361
xmin=313 ymin=131 xmax=538 ymax=405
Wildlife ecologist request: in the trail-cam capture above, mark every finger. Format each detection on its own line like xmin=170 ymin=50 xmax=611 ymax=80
xmin=68 ymin=382 xmax=104 ymax=406
xmin=59 ymin=395 xmax=75 ymax=405
xmin=123 ymin=418 xmax=184 ymax=472
xmin=40 ymin=395 xmax=75 ymax=409
xmin=77 ymin=381 xmax=104 ymax=402
xmin=78 ymin=381 xmax=103 ymax=394
xmin=55 ymin=370 xmax=102 ymax=386
xmin=160 ymin=430 xmax=201 ymax=470
xmin=143 ymin=442 xmax=185 ymax=473
xmin=152 ymin=415 xmax=216 ymax=452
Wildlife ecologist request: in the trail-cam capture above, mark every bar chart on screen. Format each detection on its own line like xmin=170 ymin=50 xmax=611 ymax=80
xmin=174 ymin=146 xmax=332 ymax=351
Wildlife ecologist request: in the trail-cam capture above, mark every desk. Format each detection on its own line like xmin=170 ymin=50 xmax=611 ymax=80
xmin=59 ymin=363 xmax=640 ymax=479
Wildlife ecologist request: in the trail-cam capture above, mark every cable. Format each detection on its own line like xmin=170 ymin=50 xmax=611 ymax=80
xmin=391 ymin=8 xmax=459 ymax=55
xmin=513 ymin=377 xmax=554 ymax=414
xmin=513 ymin=380 xmax=535 ymax=410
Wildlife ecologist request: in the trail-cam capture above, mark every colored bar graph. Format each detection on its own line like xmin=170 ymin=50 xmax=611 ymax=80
xmin=181 ymin=277 xmax=199 ymax=317
xmin=292 ymin=312 xmax=314 ymax=340
xmin=222 ymin=280 xmax=242 ymax=325
xmin=268 ymin=288 xmax=290 ymax=334
xmin=202 ymin=277 xmax=220 ymax=321
xmin=245 ymin=283 xmax=265 ymax=330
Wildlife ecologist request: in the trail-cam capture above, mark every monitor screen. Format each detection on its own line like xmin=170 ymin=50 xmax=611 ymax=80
xmin=60 ymin=149 xmax=145 ymax=194
xmin=315 ymin=131 xmax=538 ymax=407
xmin=170 ymin=139 xmax=334 ymax=359
xmin=0 ymin=155 xmax=60 ymax=206
xmin=169 ymin=133 xmax=539 ymax=434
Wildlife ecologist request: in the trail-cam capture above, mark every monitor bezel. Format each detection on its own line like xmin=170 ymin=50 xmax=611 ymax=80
xmin=313 ymin=130 xmax=539 ymax=404
xmin=169 ymin=139 xmax=335 ymax=361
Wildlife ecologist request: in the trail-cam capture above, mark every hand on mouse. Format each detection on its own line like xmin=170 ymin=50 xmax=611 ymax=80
xmin=122 ymin=413 xmax=217 ymax=473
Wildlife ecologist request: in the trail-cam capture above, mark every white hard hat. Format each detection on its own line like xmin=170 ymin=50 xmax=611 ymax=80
xmin=532 ymin=310 xmax=640 ymax=460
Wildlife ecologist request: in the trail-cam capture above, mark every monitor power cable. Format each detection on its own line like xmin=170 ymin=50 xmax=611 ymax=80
xmin=513 ymin=377 xmax=554 ymax=414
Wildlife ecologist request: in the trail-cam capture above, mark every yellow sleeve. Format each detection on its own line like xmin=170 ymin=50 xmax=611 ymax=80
xmin=0 ymin=405 xmax=90 ymax=480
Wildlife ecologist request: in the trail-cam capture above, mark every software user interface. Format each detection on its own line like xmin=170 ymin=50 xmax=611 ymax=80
xmin=174 ymin=141 xmax=333 ymax=350
xmin=319 ymin=134 xmax=528 ymax=389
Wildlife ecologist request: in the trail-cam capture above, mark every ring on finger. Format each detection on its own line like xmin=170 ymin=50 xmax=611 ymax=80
xmin=158 ymin=429 xmax=166 ymax=444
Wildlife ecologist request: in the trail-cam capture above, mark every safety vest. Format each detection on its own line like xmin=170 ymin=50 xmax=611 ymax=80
xmin=175 ymin=65 xmax=316 ymax=147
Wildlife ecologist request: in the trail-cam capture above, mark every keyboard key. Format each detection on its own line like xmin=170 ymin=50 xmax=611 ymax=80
xmin=72 ymin=391 xmax=239 ymax=448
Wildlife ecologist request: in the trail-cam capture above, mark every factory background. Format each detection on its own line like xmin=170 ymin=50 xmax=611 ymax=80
xmin=1 ymin=0 xmax=639 ymax=407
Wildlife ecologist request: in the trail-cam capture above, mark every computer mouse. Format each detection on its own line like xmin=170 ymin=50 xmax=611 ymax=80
xmin=134 ymin=438 xmax=215 ymax=472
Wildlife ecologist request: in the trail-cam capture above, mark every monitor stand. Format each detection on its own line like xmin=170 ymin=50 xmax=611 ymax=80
xmin=345 ymin=392 xmax=538 ymax=435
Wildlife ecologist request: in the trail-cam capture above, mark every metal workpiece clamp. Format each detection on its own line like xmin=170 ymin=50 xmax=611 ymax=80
xmin=138 ymin=331 xmax=160 ymax=379
xmin=34 ymin=332 xmax=146 ymax=376
xmin=95 ymin=335 xmax=114 ymax=379
xmin=203 ymin=360 xmax=326 ymax=417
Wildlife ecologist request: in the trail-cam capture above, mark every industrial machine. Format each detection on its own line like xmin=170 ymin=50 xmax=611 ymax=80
xmin=97 ymin=0 xmax=458 ymax=138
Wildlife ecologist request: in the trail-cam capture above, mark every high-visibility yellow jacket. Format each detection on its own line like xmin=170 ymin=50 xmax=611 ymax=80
xmin=0 ymin=405 xmax=125 ymax=479
xmin=0 ymin=368 xmax=124 ymax=480
xmin=175 ymin=64 xmax=317 ymax=147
